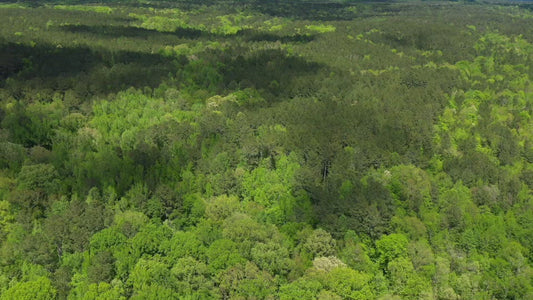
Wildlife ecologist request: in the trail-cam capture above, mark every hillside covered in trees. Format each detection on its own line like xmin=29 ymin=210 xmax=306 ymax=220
xmin=1 ymin=1 xmax=533 ymax=299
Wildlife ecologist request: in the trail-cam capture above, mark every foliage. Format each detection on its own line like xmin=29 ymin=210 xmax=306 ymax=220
xmin=0 ymin=1 xmax=533 ymax=299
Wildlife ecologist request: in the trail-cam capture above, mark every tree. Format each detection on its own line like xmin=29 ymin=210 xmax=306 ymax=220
xmin=439 ymin=182 xmax=475 ymax=231
xmin=89 ymin=227 xmax=127 ymax=254
xmin=387 ymin=257 xmax=433 ymax=299
xmin=339 ymin=237 xmax=375 ymax=274
xmin=129 ymin=223 xmax=172 ymax=260
xmin=303 ymin=229 xmax=336 ymax=259
xmin=279 ymin=278 xmax=323 ymax=300
xmin=205 ymin=194 xmax=240 ymax=222
xmin=130 ymin=284 xmax=177 ymax=300
xmin=375 ymin=233 xmax=409 ymax=269
xmin=241 ymin=154 xmax=313 ymax=224
xmin=206 ymin=239 xmax=246 ymax=274
xmin=16 ymin=164 xmax=59 ymax=193
xmin=387 ymin=165 xmax=432 ymax=214
xmin=128 ymin=258 xmax=172 ymax=292
xmin=1 ymin=276 xmax=56 ymax=300
xmin=0 ymin=142 xmax=26 ymax=174
xmin=217 ymin=262 xmax=277 ymax=300
xmin=325 ymin=267 xmax=375 ymax=300
xmin=78 ymin=282 xmax=126 ymax=300
xmin=171 ymin=256 xmax=214 ymax=298
xmin=87 ymin=251 xmax=116 ymax=283
xmin=251 ymin=241 xmax=293 ymax=275
xmin=160 ymin=231 xmax=206 ymax=262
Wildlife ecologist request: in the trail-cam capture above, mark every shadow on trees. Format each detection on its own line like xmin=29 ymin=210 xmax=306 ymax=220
xmin=0 ymin=43 xmax=26 ymax=82
xmin=0 ymin=41 xmax=180 ymax=94
xmin=218 ymin=47 xmax=325 ymax=99
xmin=1 ymin=42 xmax=99 ymax=79
xmin=58 ymin=24 xmax=317 ymax=44
xmin=1 ymin=37 xmax=323 ymax=99
xmin=102 ymin=0 xmax=405 ymax=21
xmin=59 ymin=23 xmax=320 ymax=45
xmin=238 ymin=29 xmax=316 ymax=43
xmin=252 ymin=1 xmax=359 ymax=21
xmin=59 ymin=24 xmax=206 ymax=40
xmin=246 ymin=1 xmax=400 ymax=21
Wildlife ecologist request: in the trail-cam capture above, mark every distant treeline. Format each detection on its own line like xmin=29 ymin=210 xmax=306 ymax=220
xmin=1 ymin=0 xmax=471 ymax=7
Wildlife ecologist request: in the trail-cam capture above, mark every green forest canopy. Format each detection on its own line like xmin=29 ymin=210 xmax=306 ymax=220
xmin=0 ymin=0 xmax=533 ymax=299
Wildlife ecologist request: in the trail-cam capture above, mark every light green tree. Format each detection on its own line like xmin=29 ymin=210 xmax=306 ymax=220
xmin=1 ymin=276 xmax=56 ymax=300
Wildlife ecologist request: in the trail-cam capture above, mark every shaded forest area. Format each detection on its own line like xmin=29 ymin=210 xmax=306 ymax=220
xmin=0 ymin=1 xmax=533 ymax=299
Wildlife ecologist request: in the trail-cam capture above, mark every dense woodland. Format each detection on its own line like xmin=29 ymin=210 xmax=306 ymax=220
xmin=0 ymin=1 xmax=533 ymax=299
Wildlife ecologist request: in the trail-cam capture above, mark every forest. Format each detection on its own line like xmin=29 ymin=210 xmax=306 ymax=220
xmin=0 ymin=0 xmax=533 ymax=299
